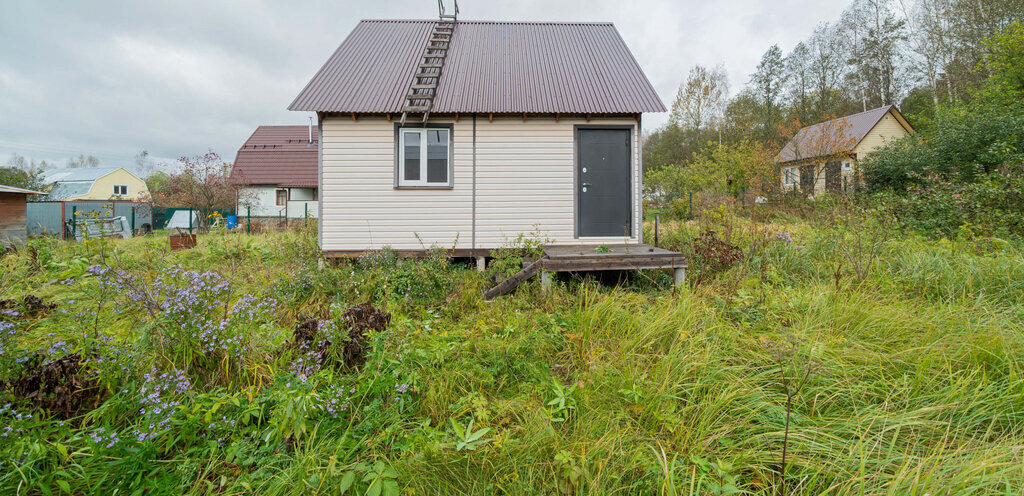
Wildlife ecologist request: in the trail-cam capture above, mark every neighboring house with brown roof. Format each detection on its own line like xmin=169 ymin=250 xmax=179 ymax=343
xmin=290 ymin=19 xmax=665 ymax=255
xmin=1 ymin=184 xmax=46 ymax=244
xmin=776 ymin=105 xmax=914 ymax=195
xmin=230 ymin=125 xmax=319 ymax=219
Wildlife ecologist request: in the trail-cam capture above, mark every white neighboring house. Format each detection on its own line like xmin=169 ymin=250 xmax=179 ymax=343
xmin=230 ymin=125 xmax=318 ymax=219
xmin=288 ymin=19 xmax=665 ymax=256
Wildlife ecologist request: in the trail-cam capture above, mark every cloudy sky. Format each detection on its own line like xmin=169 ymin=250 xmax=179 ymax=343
xmin=0 ymin=0 xmax=848 ymax=173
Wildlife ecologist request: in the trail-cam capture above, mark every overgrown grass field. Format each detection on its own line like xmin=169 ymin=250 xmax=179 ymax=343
xmin=2 ymin=205 xmax=1023 ymax=495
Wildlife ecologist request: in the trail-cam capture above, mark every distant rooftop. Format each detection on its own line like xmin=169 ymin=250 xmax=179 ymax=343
xmin=40 ymin=167 xmax=122 ymax=184
xmin=0 ymin=184 xmax=46 ymax=195
xmin=230 ymin=126 xmax=318 ymax=188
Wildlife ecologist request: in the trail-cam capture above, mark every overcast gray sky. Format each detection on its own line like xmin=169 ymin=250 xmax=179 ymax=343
xmin=0 ymin=0 xmax=848 ymax=172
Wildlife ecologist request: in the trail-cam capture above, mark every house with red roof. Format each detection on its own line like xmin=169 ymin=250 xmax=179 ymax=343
xmin=230 ymin=125 xmax=319 ymax=219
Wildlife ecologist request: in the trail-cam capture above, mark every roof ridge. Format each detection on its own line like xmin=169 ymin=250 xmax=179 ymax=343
xmin=799 ymin=105 xmax=893 ymax=130
xmin=359 ymin=19 xmax=614 ymax=26
xmin=826 ymin=105 xmax=892 ymax=122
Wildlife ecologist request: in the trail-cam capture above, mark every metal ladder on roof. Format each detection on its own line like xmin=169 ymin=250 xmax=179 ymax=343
xmin=400 ymin=1 xmax=458 ymax=124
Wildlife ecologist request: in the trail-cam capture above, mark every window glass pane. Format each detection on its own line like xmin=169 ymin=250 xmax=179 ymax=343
xmin=426 ymin=129 xmax=448 ymax=183
xmin=402 ymin=131 xmax=420 ymax=181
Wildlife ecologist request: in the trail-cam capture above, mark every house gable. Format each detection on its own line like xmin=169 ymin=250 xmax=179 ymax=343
xmin=85 ymin=168 xmax=149 ymax=200
xmin=852 ymin=108 xmax=914 ymax=159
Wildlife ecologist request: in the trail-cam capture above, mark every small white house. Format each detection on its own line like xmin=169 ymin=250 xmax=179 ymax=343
xmin=289 ymin=19 xmax=665 ymax=256
xmin=230 ymin=125 xmax=319 ymax=219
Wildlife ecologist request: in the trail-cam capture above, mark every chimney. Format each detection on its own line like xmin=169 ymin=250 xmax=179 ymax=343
xmin=308 ymin=116 xmax=313 ymax=144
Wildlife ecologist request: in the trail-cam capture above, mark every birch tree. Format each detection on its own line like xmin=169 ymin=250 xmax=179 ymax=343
xmin=669 ymin=64 xmax=730 ymax=138
xmin=749 ymin=45 xmax=788 ymax=142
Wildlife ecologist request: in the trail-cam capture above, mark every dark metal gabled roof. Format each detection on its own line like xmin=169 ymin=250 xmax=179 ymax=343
xmin=289 ymin=20 xmax=665 ymax=114
xmin=230 ymin=126 xmax=319 ymax=188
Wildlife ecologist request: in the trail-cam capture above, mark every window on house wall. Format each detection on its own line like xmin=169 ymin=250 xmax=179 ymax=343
xmin=276 ymin=189 xmax=287 ymax=206
xmin=113 ymin=185 xmax=128 ymax=196
xmin=783 ymin=167 xmax=798 ymax=185
xmin=842 ymin=161 xmax=853 ymax=172
xmin=397 ymin=127 xmax=451 ymax=187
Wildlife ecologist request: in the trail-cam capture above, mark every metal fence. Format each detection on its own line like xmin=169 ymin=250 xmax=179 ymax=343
xmin=26 ymin=200 xmax=154 ymax=238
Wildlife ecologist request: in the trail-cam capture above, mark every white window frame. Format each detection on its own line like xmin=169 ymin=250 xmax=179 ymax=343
xmin=842 ymin=160 xmax=853 ymax=172
xmin=113 ymin=184 xmax=128 ymax=195
xmin=783 ymin=167 xmax=798 ymax=185
xmin=397 ymin=127 xmax=451 ymax=188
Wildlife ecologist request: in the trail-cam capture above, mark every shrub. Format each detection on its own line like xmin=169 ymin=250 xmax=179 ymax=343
xmin=689 ymin=230 xmax=743 ymax=286
xmin=863 ymin=106 xmax=1024 ymax=191
xmin=486 ymin=231 xmax=548 ymax=280
xmin=876 ymin=168 xmax=1024 ymax=239
xmin=356 ymin=249 xmax=462 ymax=308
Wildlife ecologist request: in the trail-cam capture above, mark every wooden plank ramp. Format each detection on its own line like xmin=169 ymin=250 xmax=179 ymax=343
xmin=484 ymin=258 xmax=545 ymax=300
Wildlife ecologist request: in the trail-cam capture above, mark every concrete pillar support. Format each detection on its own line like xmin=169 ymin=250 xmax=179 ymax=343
xmin=673 ymin=267 xmax=686 ymax=287
xmin=541 ymin=270 xmax=552 ymax=292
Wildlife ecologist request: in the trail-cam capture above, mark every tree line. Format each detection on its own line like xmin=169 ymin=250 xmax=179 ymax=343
xmin=644 ymin=0 xmax=1023 ymax=199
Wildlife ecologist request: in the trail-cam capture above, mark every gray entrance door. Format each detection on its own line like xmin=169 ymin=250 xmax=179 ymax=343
xmin=578 ymin=128 xmax=631 ymax=237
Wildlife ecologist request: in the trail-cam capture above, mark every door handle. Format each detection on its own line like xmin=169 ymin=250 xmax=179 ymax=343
xmin=582 ymin=183 xmax=592 ymax=187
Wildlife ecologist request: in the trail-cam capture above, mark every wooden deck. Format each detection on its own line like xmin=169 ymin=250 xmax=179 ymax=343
xmin=541 ymin=243 xmax=687 ymax=272
xmin=484 ymin=243 xmax=687 ymax=299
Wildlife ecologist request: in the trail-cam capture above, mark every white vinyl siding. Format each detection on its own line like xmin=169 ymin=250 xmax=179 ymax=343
xmin=320 ymin=115 xmax=640 ymax=252
xmin=238 ymin=186 xmax=318 ymax=218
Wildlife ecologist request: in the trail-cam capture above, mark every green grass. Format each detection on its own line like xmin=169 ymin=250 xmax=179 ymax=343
xmin=1 ymin=211 xmax=1023 ymax=495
